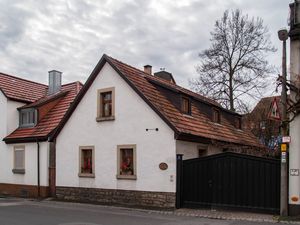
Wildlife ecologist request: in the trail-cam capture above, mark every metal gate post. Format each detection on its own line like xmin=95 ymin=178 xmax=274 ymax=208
xmin=176 ymin=154 xmax=183 ymax=209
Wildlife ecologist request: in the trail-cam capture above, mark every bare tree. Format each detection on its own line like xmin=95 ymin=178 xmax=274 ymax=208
xmin=190 ymin=9 xmax=276 ymax=112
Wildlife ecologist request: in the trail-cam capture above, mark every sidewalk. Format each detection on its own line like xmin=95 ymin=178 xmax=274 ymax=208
xmin=3 ymin=197 xmax=300 ymax=224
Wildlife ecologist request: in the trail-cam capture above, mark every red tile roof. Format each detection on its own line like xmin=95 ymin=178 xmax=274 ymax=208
xmin=3 ymin=80 xmax=83 ymax=143
xmin=107 ymin=56 xmax=260 ymax=147
xmin=0 ymin=72 xmax=47 ymax=103
xmin=50 ymin=54 xmax=261 ymax=147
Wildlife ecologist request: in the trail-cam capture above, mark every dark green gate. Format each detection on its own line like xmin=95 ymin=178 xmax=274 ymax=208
xmin=176 ymin=152 xmax=280 ymax=213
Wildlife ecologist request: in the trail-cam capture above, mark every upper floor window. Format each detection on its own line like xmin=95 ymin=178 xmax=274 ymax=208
xmin=181 ymin=96 xmax=191 ymax=115
xmin=212 ymin=108 xmax=221 ymax=123
xmin=97 ymin=87 xmax=115 ymax=122
xmin=19 ymin=108 xmax=36 ymax=128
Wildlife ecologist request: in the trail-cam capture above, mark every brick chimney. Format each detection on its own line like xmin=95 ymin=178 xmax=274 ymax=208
xmin=144 ymin=65 xmax=152 ymax=75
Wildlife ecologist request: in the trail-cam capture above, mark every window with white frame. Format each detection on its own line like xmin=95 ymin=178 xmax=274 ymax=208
xmin=13 ymin=146 xmax=25 ymax=174
xmin=78 ymin=146 xmax=95 ymax=178
xmin=117 ymin=145 xmax=136 ymax=179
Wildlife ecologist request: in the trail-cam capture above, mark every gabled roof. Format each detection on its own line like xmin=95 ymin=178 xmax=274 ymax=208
xmin=0 ymin=72 xmax=47 ymax=103
xmin=50 ymin=54 xmax=261 ymax=147
xmin=3 ymin=81 xmax=83 ymax=143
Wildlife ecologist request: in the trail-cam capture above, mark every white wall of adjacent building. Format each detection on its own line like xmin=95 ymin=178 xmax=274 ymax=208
xmin=176 ymin=140 xmax=222 ymax=160
xmin=56 ymin=62 xmax=177 ymax=193
xmin=0 ymin=93 xmax=49 ymax=187
xmin=289 ymin=39 xmax=300 ymax=206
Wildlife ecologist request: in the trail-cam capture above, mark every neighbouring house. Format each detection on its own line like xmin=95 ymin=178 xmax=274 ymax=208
xmin=0 ymin=71 xmax=82 ymax=198
xmin=0 ymin=54 xmax=263 ymax=209
xmin=242 ymin=96 xmax=282 ymax=155
xmin=48 ymin=54 xmax=263 ymax=209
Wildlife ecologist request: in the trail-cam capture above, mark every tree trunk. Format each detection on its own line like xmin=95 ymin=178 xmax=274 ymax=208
xmin=229 ymin=72 xmax=234 ymax=111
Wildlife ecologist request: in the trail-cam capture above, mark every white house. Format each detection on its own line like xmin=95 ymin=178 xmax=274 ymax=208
xmin=49 ymin=54 xmax=261 ymax=209
xmin=0 ymin=54 xmax=261 ymax=208
xmin=0 ymin=71 xmax=82 ymax=198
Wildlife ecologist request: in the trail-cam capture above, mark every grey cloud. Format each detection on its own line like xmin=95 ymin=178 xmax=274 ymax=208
xmin=0 ymin=0 xmax=290 ymax=106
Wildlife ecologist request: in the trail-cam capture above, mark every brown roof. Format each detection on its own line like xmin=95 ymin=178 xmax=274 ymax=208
xmin=3 ymin=80 xmax=83 ymax=143
xmin=50 ymin=54 xmax=261 ymax=147
xmin=0 ymin=72 xmax=47 ymax=103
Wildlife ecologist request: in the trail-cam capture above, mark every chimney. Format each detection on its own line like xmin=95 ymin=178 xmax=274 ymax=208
xmin=48 ymin=70 xmax=62 ymax=95
xmin=144 ymin=65 xmax=152 ymax=75
xmin=154 ymin=71 xmax=176 ymax=84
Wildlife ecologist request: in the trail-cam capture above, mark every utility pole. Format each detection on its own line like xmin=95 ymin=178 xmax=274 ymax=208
xmin=278 ymin=28 xmax=289 ymax=216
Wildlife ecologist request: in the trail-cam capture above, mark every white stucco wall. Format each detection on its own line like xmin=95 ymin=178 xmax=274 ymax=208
xmin=176 ymin=140 xmax=222 ymax=160
xmin=0 ymin=93 xmax=49 ymax=187
xmin=56 ymin=63 xmax=176 ymax=193
xmin=0 ymin=142 xmax=49 ymax=186
xmin=289 ymin=39 xmax=300 ymax=205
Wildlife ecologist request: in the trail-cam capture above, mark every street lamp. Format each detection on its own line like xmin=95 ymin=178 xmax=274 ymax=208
xmin=278 ymin=28 xmax=288 ymax=216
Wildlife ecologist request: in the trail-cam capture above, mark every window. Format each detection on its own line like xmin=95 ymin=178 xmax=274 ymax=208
xmin=235 ymin=117 xmax=242 ymax=129
xmin=181 ymin=96 xmax=191 ymax=115
xmin=117 ymin=145 xmax=136 ymax=180
xmin=19 ymin=108 xmax=36 ymax=127
xmin=97 ymin=87 xmax=115 ymax=121
xmin=78 ymin=146 xmax=95 ymax=178
xmin=198 ymin=148 xmax=207 ymax=157
xmin=13 ymin=146 xmax=25 ymax=174
xmin=212 ymin=108 xmax=221 ymax=123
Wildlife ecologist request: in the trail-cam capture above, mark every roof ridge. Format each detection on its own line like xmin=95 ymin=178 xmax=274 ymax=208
xmin=0 ymin=72 xmax=47 ymax=87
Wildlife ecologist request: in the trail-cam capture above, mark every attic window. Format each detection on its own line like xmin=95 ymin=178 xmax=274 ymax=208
xmin=181 ymin=97 xmax=191 ymax=115
xmin=235 ymin=117 xmax=242 ymax=129
xmin=19 ymin=108 xmax=37 ymax=128
xmin=212 ymin=108 xmax=221 ymax=123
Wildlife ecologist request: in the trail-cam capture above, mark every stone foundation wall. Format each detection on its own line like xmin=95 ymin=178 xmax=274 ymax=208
xmin=56 ymin=186 xmax=176 ymax=210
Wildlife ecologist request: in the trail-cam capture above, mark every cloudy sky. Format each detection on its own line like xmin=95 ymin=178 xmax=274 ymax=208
xmin=0 ymin=0 xmax=291 ymax=106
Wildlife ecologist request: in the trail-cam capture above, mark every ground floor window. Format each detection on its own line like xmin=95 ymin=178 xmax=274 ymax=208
xmin=79 ymin=146 xmax=95 ymax=178
xmin=13 ymin=145 xmax=25 ymax=174
xmin=117 ymin=145 xmax=136 ymax=179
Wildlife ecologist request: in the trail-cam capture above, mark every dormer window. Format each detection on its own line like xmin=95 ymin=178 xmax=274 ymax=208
xmin=212 ymin=108 xmax=220 ymax=123
xmin=181 ymin=96 xmax=191 ymax=115
xmin=19 ymin=108 xmax=37 ymax=128
xmin=235 ymin=117 xmax=242 ymax=129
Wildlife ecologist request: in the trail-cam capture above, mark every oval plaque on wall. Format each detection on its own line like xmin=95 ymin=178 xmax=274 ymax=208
xmin=159 ymin=162 xmax=168 ymax=170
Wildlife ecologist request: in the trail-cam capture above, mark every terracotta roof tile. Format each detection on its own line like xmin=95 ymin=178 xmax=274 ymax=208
xmin=4 ymin=81 xmax=82 ymax=142
xmin=107 ymin=56 xmax=261 ymax=147
xmin=0 ymin=72 xmax=47 ymax=102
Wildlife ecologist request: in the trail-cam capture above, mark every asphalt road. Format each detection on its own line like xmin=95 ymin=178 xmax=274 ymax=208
xmin=0 ymin=198 xmax=276 ymax=225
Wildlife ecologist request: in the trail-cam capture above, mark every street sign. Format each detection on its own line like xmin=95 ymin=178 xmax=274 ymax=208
xmin=282 ymin=136 xmax=291 ymax=143
xmin=269 ymin=98 xmax=281 ymax=120
xmin=281 ymin=144 xmax=287 ymax=152
xmin=290 ymin=169 xmax=299 ymax=176
xmin=282 ymin=152 xmax=287 ymax=163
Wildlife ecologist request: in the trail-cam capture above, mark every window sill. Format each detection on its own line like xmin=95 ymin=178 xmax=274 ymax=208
xmin=12 ymin=169 xmax=25 ymax=174
xmin=182 ymin=113 xmax=193 ymax=118
xmin=96 ymin=116 xmax=115 ymax=122
xmin=78 ymin=173 xmax=95 ymax=178
xmin=116 ymin=174 xmax=137 ymax=180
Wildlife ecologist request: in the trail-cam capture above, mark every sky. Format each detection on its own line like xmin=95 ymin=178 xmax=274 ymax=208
xmin=0 ymin=0 xmax=291 ymax=107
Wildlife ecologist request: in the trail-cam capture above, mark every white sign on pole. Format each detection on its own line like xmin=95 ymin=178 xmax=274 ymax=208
xmin=282 ymin=136 xmax=291 ymax=143
xmin=282 ymin=152 xmax=287 ymax=163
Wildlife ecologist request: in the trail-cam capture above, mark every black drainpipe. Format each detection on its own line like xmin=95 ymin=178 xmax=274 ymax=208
xmin=37 ymin=140 xmax=40 ymax=199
